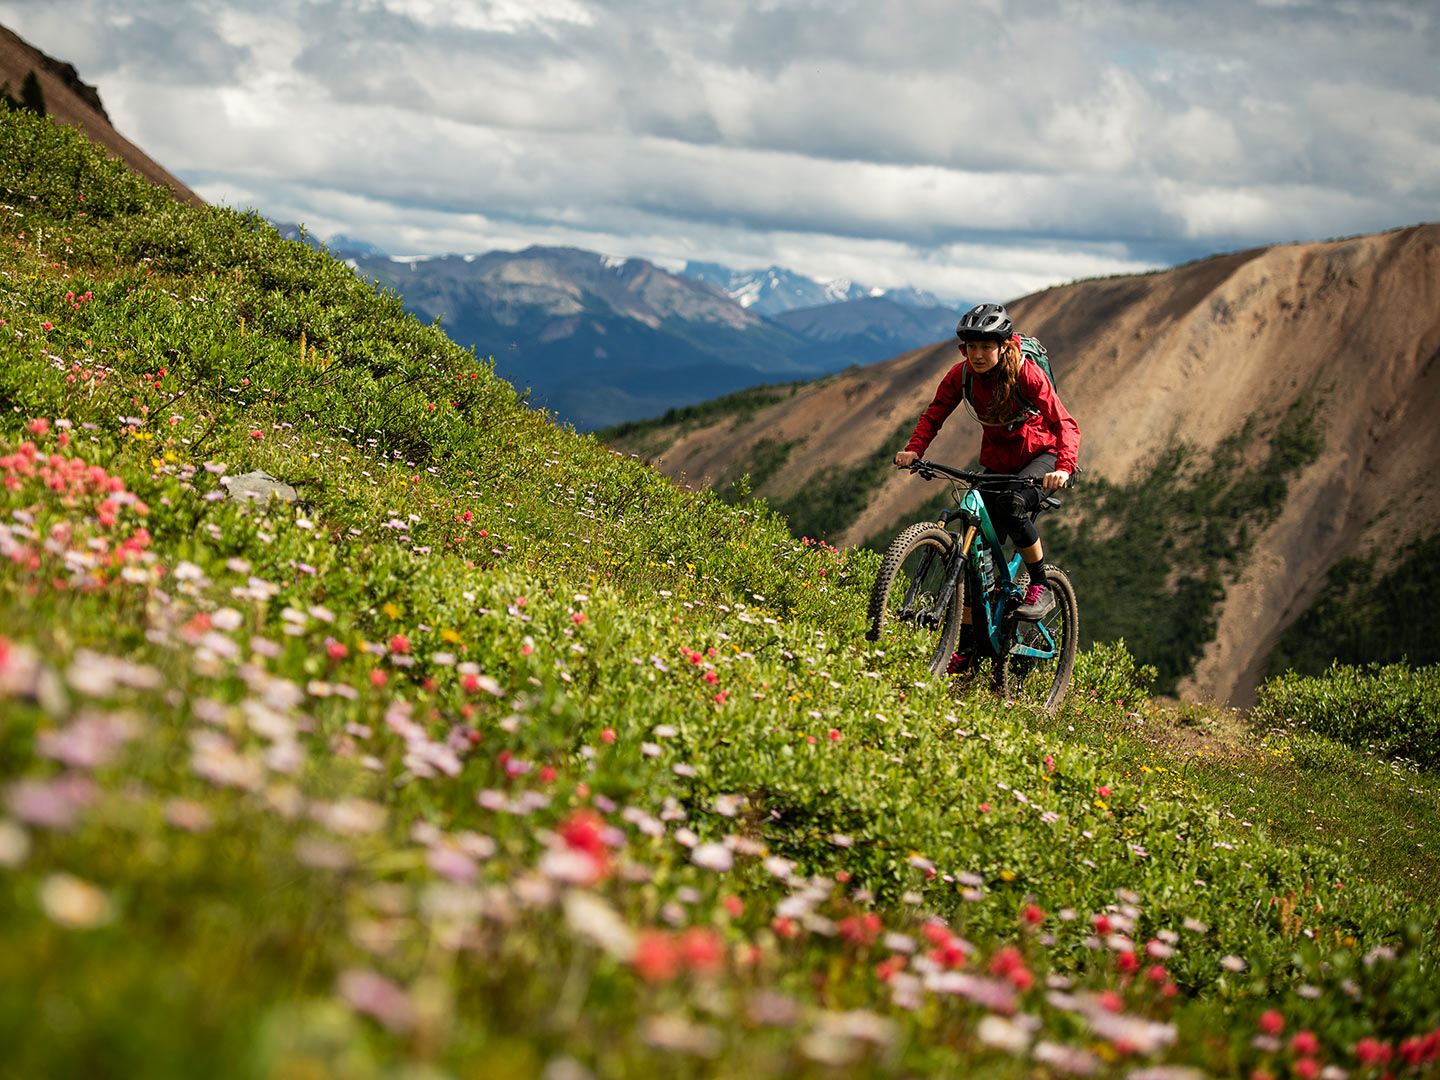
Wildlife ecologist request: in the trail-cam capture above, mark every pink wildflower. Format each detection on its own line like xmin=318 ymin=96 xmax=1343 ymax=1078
xmin=1258 ymin=1010 xmax=1285 ymax=1036
xmin=1290 ymin=1030 xmax=1319 ymax=1056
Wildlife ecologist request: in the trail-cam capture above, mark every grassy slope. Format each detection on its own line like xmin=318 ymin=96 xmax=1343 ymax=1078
xmin=1 ymin=105 xmax=1439 ymax=1079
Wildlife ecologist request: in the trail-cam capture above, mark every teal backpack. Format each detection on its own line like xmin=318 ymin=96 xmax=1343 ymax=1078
xmin=961 ymin=335 xmax=1056 ymax=429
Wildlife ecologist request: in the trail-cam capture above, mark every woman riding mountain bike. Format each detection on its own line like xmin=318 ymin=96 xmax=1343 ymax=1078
xmin=893 ymin=302 xmax=1080 ymax=674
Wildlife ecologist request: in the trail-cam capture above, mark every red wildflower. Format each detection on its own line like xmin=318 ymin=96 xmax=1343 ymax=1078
xmin=1289 ymin=1030 xmax=1319 ymax=1056
xmin=1021 ymin=904 xmax=1045 ymax=926
xmin=722 ymin=895 xmax=744 ymax=918
xmin=599 ymin=727 xmax=616 ymax=744
xmin=1354 ymin=1037 xmax=1391 ymax=1066
xmin=369 ymin=670 xmax=387 ymax=687
xmin=828 ymin=728 xmax=842 ymax=742
xmin=632 ymin=931 xmax=679 ymax=982
xmin=1258 ymin=1010 xmax=1285 ymax=1036
xmin=677 ymin=927 xmax=724 ymax=972
xmin=388 ymin=634 xmax=410 ymax=654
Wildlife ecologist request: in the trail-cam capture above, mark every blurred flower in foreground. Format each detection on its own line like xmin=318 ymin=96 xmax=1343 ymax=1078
xmin=41 ymin=873 xmax=114 ymax=929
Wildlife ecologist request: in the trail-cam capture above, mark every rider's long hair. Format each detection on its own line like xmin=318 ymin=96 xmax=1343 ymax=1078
xmin=968 ymin=338 xmax=1024 ymax=425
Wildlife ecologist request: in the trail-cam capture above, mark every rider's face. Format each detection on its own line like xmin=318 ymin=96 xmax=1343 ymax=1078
xmin=964 ymin=340 xmax=1001 ymax=373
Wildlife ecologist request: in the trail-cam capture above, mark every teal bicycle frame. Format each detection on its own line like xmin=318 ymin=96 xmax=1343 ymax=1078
xmin=935 ymin=480 xmax=1060 ymax=663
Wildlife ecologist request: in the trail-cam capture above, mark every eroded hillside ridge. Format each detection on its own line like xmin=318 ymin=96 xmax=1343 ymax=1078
xmin=609 ymin=225 xmax=1440 ymax=703
xmin=0 ymin=22 xmax=202 ymax=207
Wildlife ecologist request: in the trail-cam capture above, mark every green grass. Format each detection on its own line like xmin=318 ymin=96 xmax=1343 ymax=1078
xmin=3 ymin=103 xmax=1440 ymax=1079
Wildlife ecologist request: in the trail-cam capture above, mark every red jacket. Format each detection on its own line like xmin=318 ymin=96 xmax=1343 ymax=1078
xmin=904 ymin=340 xmax=1080 ymax=474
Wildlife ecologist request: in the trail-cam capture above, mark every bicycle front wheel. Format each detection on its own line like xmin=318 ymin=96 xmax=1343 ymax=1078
xmin=866 ymin=523 xmax=964 ymax=676
xmin=998 ymin=564 xmax=1078 ymax=712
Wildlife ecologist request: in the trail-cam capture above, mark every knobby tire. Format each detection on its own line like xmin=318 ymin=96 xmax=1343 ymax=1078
xmin=997 ymin=564 xmax=1078 ymax=713
xmin=866 ymin=523 xmax=964 ymax=677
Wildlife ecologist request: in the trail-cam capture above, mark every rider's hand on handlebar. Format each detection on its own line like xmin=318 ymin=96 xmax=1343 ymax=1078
xmin=1042 ymin=470 xmax=1070 ymax=491
xmin=894 ymin=450 xmax=919 ymax=469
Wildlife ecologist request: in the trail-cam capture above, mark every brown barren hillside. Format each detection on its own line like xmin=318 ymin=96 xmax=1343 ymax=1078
xmin=612 ymin=224 xmax=1440 ymax=703
xmin=1 ymin=23 xmax=202 ymax=207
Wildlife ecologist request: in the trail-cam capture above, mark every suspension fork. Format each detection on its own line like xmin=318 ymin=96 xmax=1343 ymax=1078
xmin=923 ymin=525 xmax=975 ymax=626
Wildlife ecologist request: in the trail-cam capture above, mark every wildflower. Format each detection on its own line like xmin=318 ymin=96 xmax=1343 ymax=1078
xmin=388 ymin=634 xmax=410 ymax=654
xmin=1258 ymin=1010 xmax=1285 ymax=1036
xmin=828 ymin=728 xmax=842 ymax=742
xmin=1096 ymin=785 xmax=1112 ymax=798
xmin=723 ymin=895 xmax=744 ymax=918
xmin=978 ymin=803 xmax=991 ymax=814
xmin=369 ymin=670 xmax=387 ymax=687
xmin=1354 ymin=1037 xmax=1392 ymax=1066
xmin=1116 ymin=951 xmax=1140 ymax=974
xmin=571 ymin=612 xmax=586 ymax=625
xmin=337 ymin=969 xmax=416 ymax=1033
xmin=1022 ymin=904 xmax=1045 ymax=926
xmin=1292 ymin=1059 xmax=1319 ymax=1080
xmin=702 ymin=670 xmax=718 ymax=684
xmin=988 ymin=945 xmax=1034 ymax=990
xmin=27 ymin=418 xmax=49 ymax=436
xmin=632 ymin=931 xmax=680 ymax=981
xmin=691 ymin=843 xmax=733 ymax=872
xmin=40 ymin=873 xmax=113 ymax=928
xmin=327 ymin=642 xmax=348 ymax=660
xmin=1289 ymin=1030 xmax=1319 ymax=1056
xmin=678 ymin=927 xmax=725 ymax=972
xmin=600 ymin=727 xmax=616 ymax=744
xmin=976 ymin=1014 xmax=1032 ymax=1054
xmin=249 ymin=430 xmax=263 ymax=440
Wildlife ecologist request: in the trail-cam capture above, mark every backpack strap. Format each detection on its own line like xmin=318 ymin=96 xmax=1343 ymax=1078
xmin=962 ymin=359 xmax=1042 ymax=430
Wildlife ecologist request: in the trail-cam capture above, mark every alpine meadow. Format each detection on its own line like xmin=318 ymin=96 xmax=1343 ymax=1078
xmin=3 ymin=103 xmax=1440 ymax=1080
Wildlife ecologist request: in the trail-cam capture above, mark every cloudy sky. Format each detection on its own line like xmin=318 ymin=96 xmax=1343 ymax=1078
xmin=3 ymin=0 xmax=1437 ymax=302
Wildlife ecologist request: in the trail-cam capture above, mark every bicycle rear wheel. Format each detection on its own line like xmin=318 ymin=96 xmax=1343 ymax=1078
xmin=998 ymin=564 xmax=1077 ymax=712
xmin=866 ymin=523 xmax=964 ymax=676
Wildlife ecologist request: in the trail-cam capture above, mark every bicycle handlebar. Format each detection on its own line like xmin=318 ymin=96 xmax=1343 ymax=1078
xmin=903 ymin=459 xmax=1077 ymax=488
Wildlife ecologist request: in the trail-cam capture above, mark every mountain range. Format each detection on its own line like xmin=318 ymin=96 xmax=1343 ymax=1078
xmin=681 ymin=261 xmax=946 ymax=315
xmin=335 ymin=244 xmax=960 ymax=431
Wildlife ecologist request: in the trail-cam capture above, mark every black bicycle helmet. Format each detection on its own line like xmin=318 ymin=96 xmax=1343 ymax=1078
xmin=955 ymin=302 xmax=1013 ymax=342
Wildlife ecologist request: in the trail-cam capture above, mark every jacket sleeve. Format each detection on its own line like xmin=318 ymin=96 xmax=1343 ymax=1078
xmin=904 ymin=365 xmax=965 ymax=456
xmin=1024 ymin=362 xmax=1080 ymax=474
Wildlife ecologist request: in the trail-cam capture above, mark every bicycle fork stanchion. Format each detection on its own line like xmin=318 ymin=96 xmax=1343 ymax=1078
xmin=922 ymin=531 xmax=968 ymax=630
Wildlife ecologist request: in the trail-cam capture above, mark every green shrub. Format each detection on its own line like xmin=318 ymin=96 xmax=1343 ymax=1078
xmin=1254 ymin=661 xmax=1440 ymax=768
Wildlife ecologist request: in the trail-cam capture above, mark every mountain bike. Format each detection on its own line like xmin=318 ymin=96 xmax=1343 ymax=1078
xmin=865 ymin=459 xmax=1078 ymax=712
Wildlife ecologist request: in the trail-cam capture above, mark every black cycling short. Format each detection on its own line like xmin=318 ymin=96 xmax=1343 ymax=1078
xmin=979 ymin=453 xmax=1056 ymax=550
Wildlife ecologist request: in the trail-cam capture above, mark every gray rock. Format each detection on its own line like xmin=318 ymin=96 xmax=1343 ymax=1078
xmin=220 ymin=470 xmax=299 ymax=504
